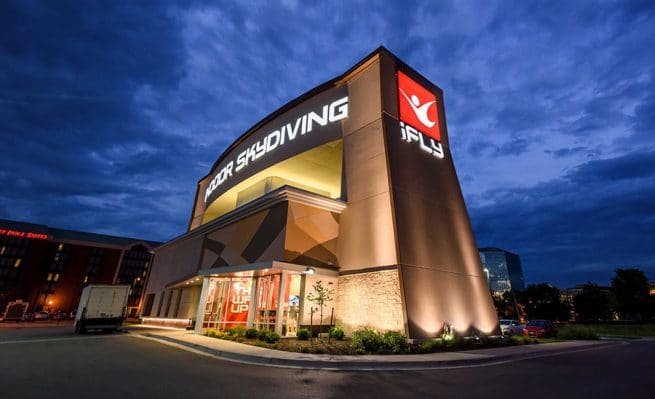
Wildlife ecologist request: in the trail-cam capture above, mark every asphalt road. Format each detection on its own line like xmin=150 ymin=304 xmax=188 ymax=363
xmin=0 ymin=325 xmax=653 ymax=399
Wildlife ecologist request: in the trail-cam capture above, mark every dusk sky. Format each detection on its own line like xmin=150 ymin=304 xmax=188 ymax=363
xmin=2 ymin=1 xmax=654 ymax=288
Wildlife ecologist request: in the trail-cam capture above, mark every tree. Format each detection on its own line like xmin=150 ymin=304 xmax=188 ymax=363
xmin=611 ymin=268 xmax=650 ymax=320
xmin=574 ymin=283 xmax=615 ymax=321
xmin=493 ymin=290 xmax=522 ymax=319
xmin=306 ymin=280 xmax=334 ymax=330
xmin=517 ymin=283 xmax=570 ymax=321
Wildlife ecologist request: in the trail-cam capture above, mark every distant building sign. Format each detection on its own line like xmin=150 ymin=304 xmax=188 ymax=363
xmin=397 ymin=71 xmax=444 ymax=159
xmin=0 ymin=229 xmax=49 ymax=240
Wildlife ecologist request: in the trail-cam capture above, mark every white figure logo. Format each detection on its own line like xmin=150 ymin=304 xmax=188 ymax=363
xmin=399 ymin=88 xmax=436 ymax=128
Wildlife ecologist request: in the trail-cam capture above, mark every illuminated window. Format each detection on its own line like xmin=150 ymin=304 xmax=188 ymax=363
xmin=47 ymin=273 xmax=53 ymax=282
xmin=202 ymin=140 xmax=343 ymax=225
xmin=0 ymin=246 xmax=5 ymax=255
xmin=57 ymin=243 xmax=64 ymax=251
xmin=83 ymin=276 xmax=88 ymax=284
xmin=14 ymin=258 xmax=21 ymax=268
xmin=53 ymin=273 xmax=60 ymax=282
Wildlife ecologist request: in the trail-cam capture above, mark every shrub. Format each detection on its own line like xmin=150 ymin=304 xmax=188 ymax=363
xmin=258 ymin=330 xmax=270 ymax=341
xmin=245 ymin=328 xmax=259 ymax=339
xmin=509 ymin=335 xmax=523 ymax=345
xmin=480 ymin=335 xmax=502 ymax=347
xmin=418 ymin=339 xmax=441 ymax=353
xmin=329 ymin=327 xmax=345 ymax=340
xmin=351 ymin=328 xmax=383 ymax=353
xmin=296 ymin=328 xmax=311 ymax=341
xmin=255 ymin=330 xmax=280 ymax=343
xmin=265 ymin=332 xmax=280 ymax=344
xmin=227 ymin=327 xmax=246 ymax=337
xmin=521 ymin=336 xmax=539 ymax=344
xmin=381 ymin=331 xmax=408 ymax=353
xmin=557 ymin=325 xmax=599 ymax=340
xmin=205 ymin=329 xmax=217 ymax=338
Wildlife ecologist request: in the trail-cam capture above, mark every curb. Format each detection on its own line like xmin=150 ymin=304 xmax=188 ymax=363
xmin=135 ymin=333 xmax=623 ymax=371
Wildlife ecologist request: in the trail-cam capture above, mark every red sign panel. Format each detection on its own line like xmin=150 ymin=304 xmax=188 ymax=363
xmin=0 ymin=229 xmax=48 ymax=240
xmin=397 ymin=71 xmax=441 ymax=141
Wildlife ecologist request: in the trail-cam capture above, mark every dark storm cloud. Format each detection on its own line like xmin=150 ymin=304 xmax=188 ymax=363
xmin=0 ymin=0 xmax=192 ymax=240
xmin=470 ymin=150 xmax=655 ymax=287
xmin=545 ymin=147 xmax=588 ymax=158
xmin=1 ymin=1 xmax=654 ymax=286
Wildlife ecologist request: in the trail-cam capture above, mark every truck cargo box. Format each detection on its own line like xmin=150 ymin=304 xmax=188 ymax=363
xmin=74 ymin=285 xmax=130 ymax=333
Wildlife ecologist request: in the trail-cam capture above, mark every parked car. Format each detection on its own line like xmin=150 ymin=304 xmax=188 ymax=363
xmin=33 ymin=311 xmax=50 ymax=321
xmin=52 ymin=311 xmax=69 ymax=320
xmin=523 ymin=319 xmax=557 ymax=337
xmin=499 ymin=319 xmax=524 ymax=336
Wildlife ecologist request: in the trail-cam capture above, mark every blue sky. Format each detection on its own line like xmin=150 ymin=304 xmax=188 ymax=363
xmin=1 ymin=0 xmax=654 ymax=287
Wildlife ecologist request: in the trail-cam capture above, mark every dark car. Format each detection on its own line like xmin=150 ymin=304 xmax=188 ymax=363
xmin=33 ymin=311 xmax=50 ymax=321
xmin=523 ymin=320 xmax=557 ymax=337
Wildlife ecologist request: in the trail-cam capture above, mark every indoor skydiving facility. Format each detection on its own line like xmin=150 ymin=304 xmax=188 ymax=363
xmin=141 ymin=47 xmax=499 ymax=339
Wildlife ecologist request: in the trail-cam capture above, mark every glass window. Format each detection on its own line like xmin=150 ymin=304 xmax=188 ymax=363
xmin=202 ymin=277 xmax=252 ymax=330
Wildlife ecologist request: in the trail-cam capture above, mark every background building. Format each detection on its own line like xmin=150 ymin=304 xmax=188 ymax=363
xmin=0 ymin=218 xmax=159 ymax=317
xmin=479 ymin=247 xmax=526 ymax=294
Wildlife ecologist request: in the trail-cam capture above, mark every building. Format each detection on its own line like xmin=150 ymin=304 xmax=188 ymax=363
xmin=478 ymin=247 xmax=526 ymax=294
xmin=0 ymin=218 xmax=159 ymax=317
xmin=142 ymin=47 xmax=499 ymax=339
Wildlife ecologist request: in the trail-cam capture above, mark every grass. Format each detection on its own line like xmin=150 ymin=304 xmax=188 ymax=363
xmin=559 ymin=323 xmax=655 ymax=338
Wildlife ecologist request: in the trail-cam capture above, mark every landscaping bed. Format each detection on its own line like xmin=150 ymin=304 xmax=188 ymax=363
xmin=203 ymin=326 xmax=545 ymax=355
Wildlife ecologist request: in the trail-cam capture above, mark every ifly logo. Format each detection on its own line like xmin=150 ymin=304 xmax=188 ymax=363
xmin=398 ymin=71 xmax=440 ymax=141
xmin=397 ymin=71 xmax=443 ymax=159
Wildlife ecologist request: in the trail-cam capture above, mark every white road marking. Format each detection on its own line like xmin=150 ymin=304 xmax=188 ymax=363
xmin=0 ymin=334 xmax=126 ymax=345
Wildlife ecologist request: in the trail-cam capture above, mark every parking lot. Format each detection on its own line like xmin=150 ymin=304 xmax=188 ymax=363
xmin=1 ymin=324 xmax=654 ymax=398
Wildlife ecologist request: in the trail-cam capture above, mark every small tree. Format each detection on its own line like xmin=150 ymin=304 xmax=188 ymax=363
xmin=306 ymin=280 xmax=334 ymax=332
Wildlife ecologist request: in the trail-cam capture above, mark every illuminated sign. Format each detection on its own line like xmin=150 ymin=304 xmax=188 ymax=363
xmin=0 ymin=229 xmax=49 ymax=240
xmin=204 ymin=87 xmax=349 ymax=205
xmin=397 ymin=71 xmax=444 ymax=159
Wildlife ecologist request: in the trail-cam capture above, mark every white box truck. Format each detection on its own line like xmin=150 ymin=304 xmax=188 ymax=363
xmin=74 ymin=285 xmax=130 ymax=333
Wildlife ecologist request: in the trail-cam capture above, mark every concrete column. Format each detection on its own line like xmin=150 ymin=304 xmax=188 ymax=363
xmin=246 ymin=276 xmax=257 ymax=328
xmin=275 ymin=272 xmax=288 ymax=335
xmin=194 ymin=277 xmax=210 ymax=335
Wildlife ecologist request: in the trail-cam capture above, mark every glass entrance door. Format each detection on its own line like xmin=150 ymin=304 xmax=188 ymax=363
xmin=281 ymin=274 xmax=301 ymax=336
xmin=254 ymin=274 xmax=280 ymax=331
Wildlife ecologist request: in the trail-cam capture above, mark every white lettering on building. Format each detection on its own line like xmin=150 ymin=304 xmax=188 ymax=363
xmin=204 ymin=96 xmax=349 ymax=203
xmin=400 ymin=121 xmax=444 ymax=159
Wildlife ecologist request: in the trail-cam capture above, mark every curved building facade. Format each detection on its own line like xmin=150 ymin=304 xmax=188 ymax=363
xmin=143 ymin=47 xmax=499 ymax=338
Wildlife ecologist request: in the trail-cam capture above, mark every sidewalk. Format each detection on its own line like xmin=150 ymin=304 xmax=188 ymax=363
xmin=129 ymin=327 xmax=621 ymax=371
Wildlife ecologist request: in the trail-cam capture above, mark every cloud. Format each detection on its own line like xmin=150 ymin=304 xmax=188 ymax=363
xmin=470 ymin=150 xmax=655 ymax=286
xmin=0 ymin=1 xmax=653 ymax=287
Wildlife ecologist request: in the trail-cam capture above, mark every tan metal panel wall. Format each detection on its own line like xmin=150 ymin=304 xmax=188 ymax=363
xmin=339 ymin=60 xmax=398 ymax=271
xmin=380 ymin=55 xmax=499 ymax=339
xmin=145 ymin=235 xmax=204 ymax=300
xmin=177 ymin=286 xmax=201 ymax=319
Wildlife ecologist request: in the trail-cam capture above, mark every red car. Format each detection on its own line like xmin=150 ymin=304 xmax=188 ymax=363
xmin=523 ymin=320 xmax=557 ymax=338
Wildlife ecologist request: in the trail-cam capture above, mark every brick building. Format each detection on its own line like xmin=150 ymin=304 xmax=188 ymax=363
xmin=0 ymin=218 xmax=159 ymax=317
